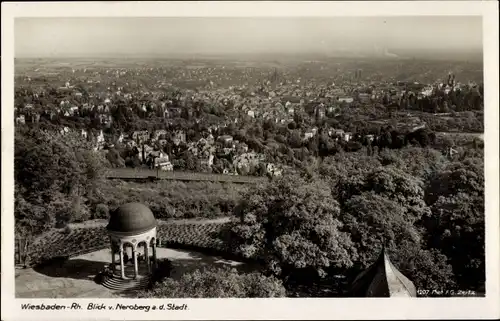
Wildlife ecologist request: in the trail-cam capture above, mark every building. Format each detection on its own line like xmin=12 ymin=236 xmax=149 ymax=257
xmin=153 ymin=130 xmax=168 ymax=141
xmin=304 ymin=132 xmax=314 ymax=141
xmin=15 ymin=115 xmax=26 ymax=125
xmin=173 ymin=130 xmax=186 ymax=146
xmin=132 ymin=130 xmax=150 ymax=143
xmin=348 ymin=248 xmax=417 ymax=297
xmin=358 ymin=93 xmax=371 ymax=104
xmin=81 ymin=129 xmax=88 ymax=140
xmin=106 ymin=203 xmax=158 ymax=282
xmin=338 ymin=97 xmax=354 ymax=104
xmin=218 ymin=135 xmax=234 ymax=145
xmin=266 ymin=163 xmax=282 ymax=177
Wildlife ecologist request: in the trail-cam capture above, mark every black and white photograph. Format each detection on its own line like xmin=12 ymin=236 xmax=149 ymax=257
xmin=2 ymin=1 xmax=499 ymax=320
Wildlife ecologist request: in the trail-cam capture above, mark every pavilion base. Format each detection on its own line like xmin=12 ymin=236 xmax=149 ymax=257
xmin=100 ymin=264 xmax=152 ymax=293
xmin=101 ymin=273 xmax=151 ymax=292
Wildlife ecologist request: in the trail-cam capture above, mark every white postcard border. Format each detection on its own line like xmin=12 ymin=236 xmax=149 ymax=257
xmin=2 ymin=1 xmax=499 ymax=320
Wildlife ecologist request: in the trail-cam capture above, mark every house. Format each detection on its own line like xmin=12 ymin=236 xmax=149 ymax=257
xmin=60 ymin=127 xmax=70 ymax=135
xmin=338 ymin=97 xmax=354 ymax=104
xmin=200 ymin=154 xmax=215 ymax=168
xmin=206 ymin=134 xmax=215 ymax=145
xmin=365 ymin=134 xmax=375 ymax=143
xmin=330 ymin=129 xmax=351 ymax=142
xmin=304 ymin=132 xmax=314 ymax=141
xmin=247 ymin=110 xmax=255 ymax=118
xmin=100 ymin=114 xmax=112 ymax=126
xmin=218 ymin=135 xmax=234 ymax=145
xmin=327 ymin=106 xmax=337 ymax=114
xmin=154 ymin=156 xmax=173 ymax=171
xmin=153 ymin=130 xmax=168 ymax=141
xmin=173 ymin=130 xmax=186 ymax=146
xmin=315 ymin=104 xmax=326 ymax=119
xmin=411 ymin=124 xmax=426 ymax=132
xmin=132 ymin=130 xmax=150 ymax=143
xmin=331 ymin=129 xmax=344 ymax=137
xmin=266 ymin=163 xmax=282 ymax=177
xmin=358 ymin=93 xmax=371 ymax=104
xmin=29 ymin=113 xmax=41 ymax=123
xmin=96 ymin=130 xmax=105 ymax=145
xmin=15 ymin=115 xmax=25 ymax=125
xmin=70 ymin=106 xmax=79 ymax=116
xmin=141 ymin=144 xmax=154 ymax=162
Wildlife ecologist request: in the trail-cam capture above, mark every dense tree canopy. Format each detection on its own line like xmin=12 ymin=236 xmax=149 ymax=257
xmin=228 ymin=144 xmax=483 ymax=293
xmin=15 ymin=128 xmax=107 ymax=240
xmin=423 ymin=157 xmax=485 ymax=290
xmin=229 ymin=175 xmax=356 ymax=279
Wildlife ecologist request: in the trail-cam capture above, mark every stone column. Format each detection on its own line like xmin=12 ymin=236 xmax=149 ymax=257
xmin=111 ymin=248 xmax=116 ymax=270
xmin=152 ymin=239 xmax=157 ymax=268
xmin=144 ymin=243 xmax=150 ymax=272
xmin=119 ymin=246 xmax=125 ymax=279
xmin=133 ymin=249 xmax=138 ymax=279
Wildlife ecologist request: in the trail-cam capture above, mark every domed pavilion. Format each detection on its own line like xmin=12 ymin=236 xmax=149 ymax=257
xmin=107 ymin=203 xmax=158 ymax=280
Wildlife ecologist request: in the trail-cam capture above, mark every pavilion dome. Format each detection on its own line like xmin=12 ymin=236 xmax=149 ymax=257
xmin=107 ymin=203 xmax=157 ymax=236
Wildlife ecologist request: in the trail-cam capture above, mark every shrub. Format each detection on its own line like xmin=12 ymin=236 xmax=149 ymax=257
xmin=149 ymin=258 xmax=174 ymax=285
xmin=63 ymin=225 xmax=72 ymax=235
xmin=138 ymin=266 xmax=286 ymax=298
xmin=95 ymin=203 xmax=109 ymax=219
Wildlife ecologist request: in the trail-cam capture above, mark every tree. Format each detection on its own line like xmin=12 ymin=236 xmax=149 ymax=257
xmin=342 ymin=192 xmax=420 ymax=263
xmin=337 ymin=166 xmax=431 ymax=221
xmin=288 ymin=131 xmax=303 ymax=149
xmin=15 ymin=128 xmax=107 ymax=231
xmin=139 ymin=267 xmax=286 ymax=298
xmin=424 ymin=158 xmax=485 ymax=290
xmin=229 ymin=175 xmax=356 ymax=280
xmin=14 ymin=128 xmax=107 ymax=263
xmin=341 ymin=192 xmax=455 ymax=290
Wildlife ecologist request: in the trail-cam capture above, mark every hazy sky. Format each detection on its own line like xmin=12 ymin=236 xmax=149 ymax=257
xmin=15 ymin=16 xmax=482 ymax=57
